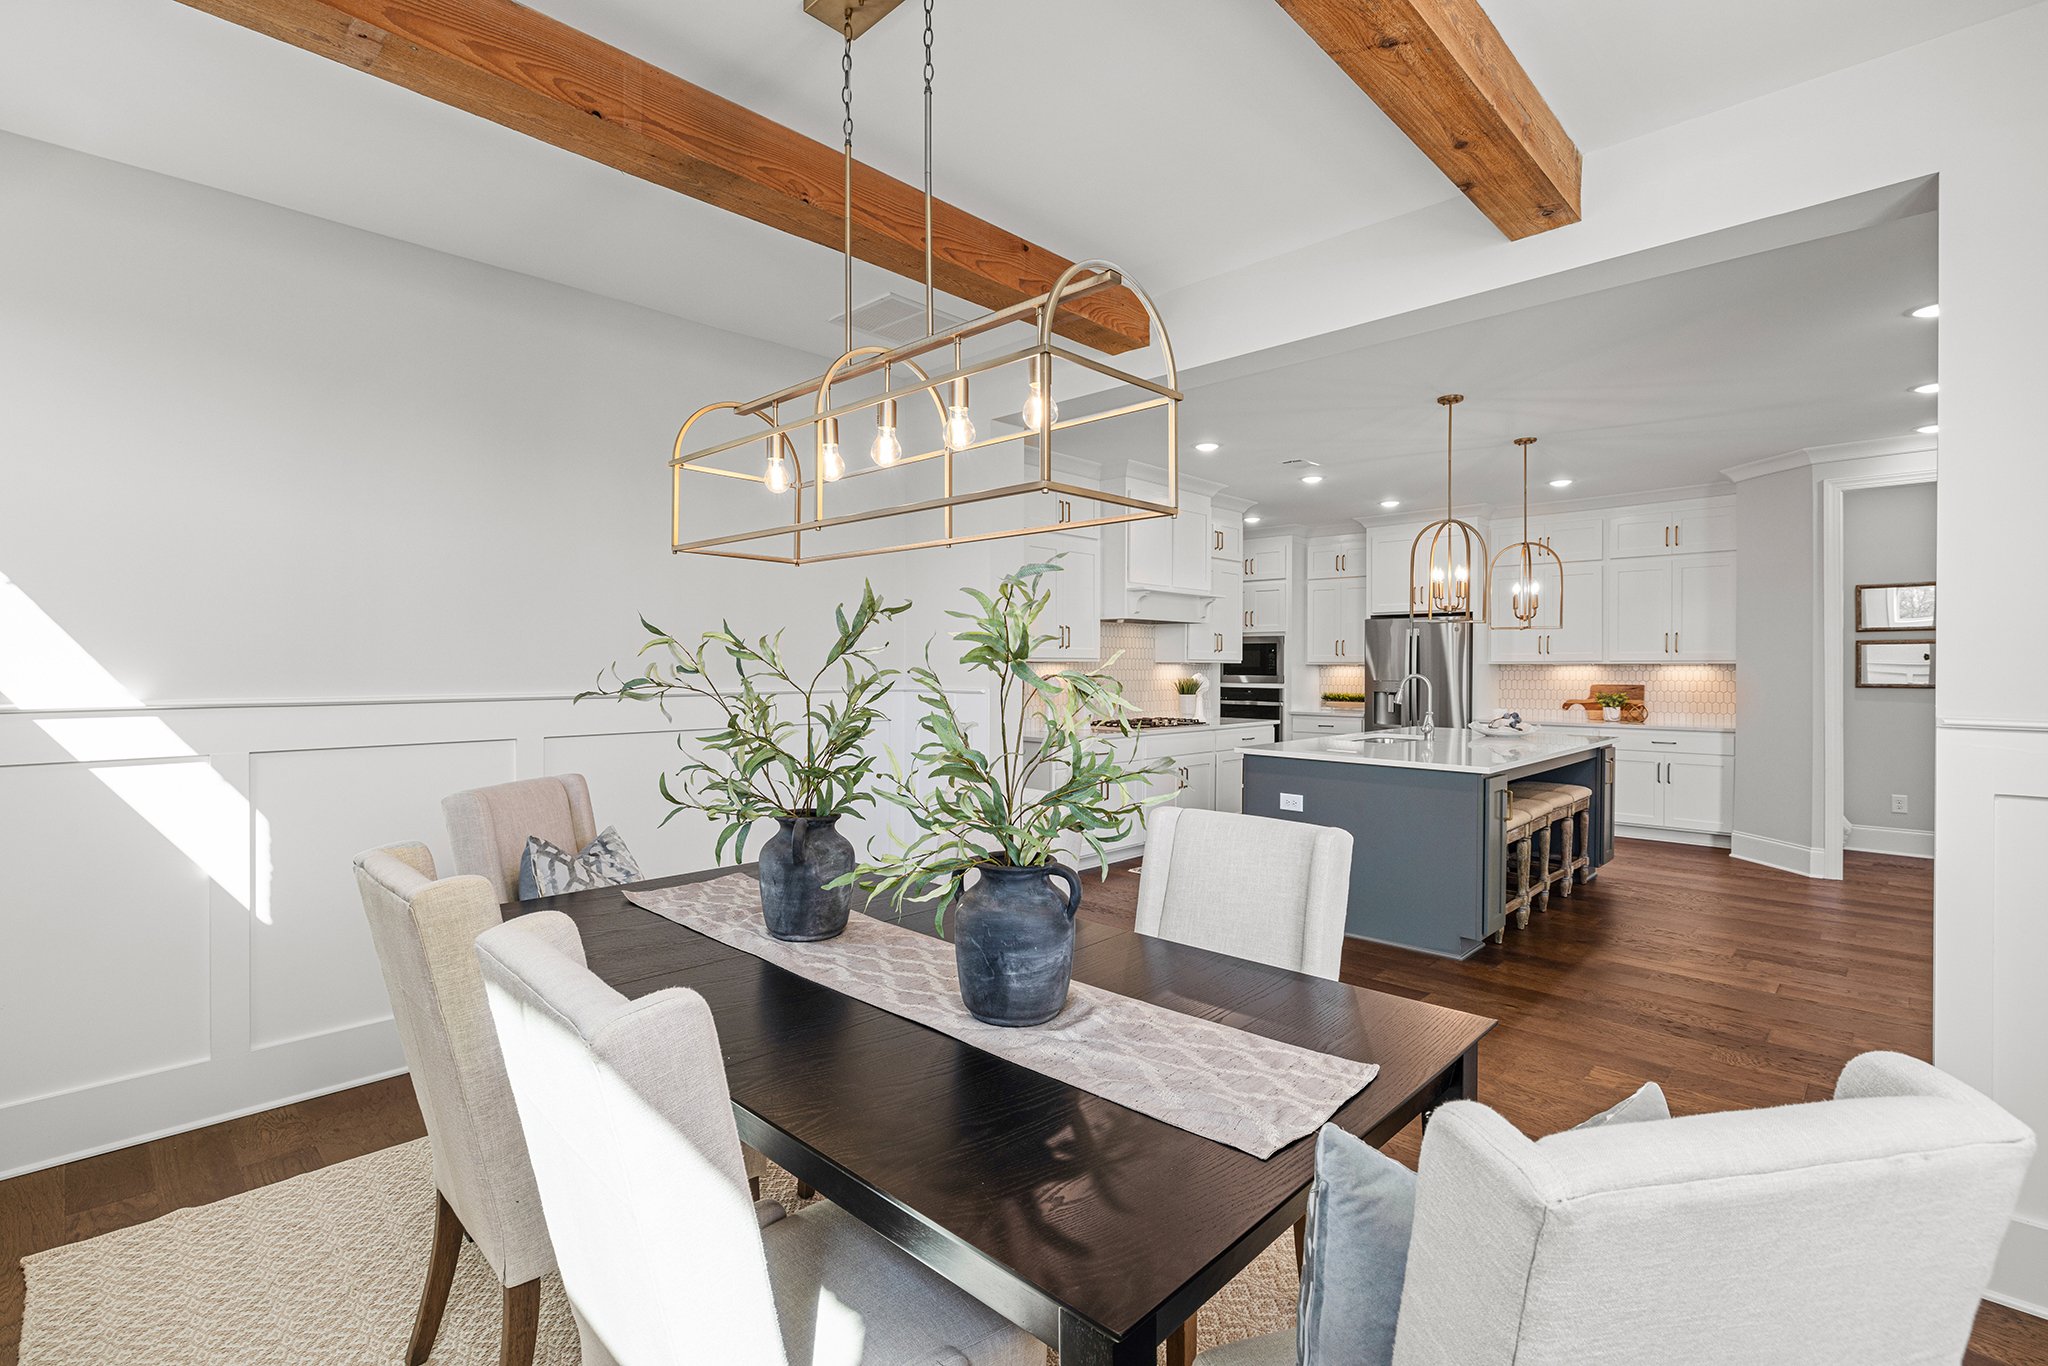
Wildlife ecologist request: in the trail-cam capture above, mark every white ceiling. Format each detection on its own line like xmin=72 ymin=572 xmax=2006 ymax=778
xmin=0 ymin=0 xmax=2025 ymax=364
xmin=1060 ymin=210 xmax=1939 ymax=527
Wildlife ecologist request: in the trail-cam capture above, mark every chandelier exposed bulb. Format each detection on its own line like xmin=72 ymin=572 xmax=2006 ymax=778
xmin=944 ymin=377 xmax=976 ymax=450
xmin=1022 ymin=357 xmax=1058 ymax=430
xmin=819 ymin=418 xmax=846 ymax=482
xmin=763 ymin=439 xmax=791 ymax=495
xmin=870 ymin=398 xmax=902 ymax=467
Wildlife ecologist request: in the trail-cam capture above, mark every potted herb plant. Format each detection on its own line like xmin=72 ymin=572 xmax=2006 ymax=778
xmin=1596 ymin=690 xmax=1630 ymax=722
xmin=1321 ymin=690 xmax=1366 ymax=711
xmin=849 ymin=561 xmax=1171 ymax=1026
xmin=1175 ymin=675 xmax=1204 ymax=720
xmin=577 ymin=583 xmax=908 ymax=942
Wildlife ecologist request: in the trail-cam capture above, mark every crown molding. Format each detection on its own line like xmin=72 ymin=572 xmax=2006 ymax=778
xmin=1724 ymin=436 xmax=1936 ymax=483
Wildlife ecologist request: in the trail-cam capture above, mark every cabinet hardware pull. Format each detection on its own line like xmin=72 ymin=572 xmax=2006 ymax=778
xmin=1675 ymin=524 xmax=1681 ymax=546
xmin=1674 ymin=631 xmax=1680 ymax=653
xmin=1663 ymin=632 xmax=1669 ymax=653
xmin=1665 ymin=525 xmax=1670 ymax=547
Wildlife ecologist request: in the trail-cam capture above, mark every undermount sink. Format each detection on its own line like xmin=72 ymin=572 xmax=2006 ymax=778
xmin=1342 ymin=728 xmax=1433 ymax=744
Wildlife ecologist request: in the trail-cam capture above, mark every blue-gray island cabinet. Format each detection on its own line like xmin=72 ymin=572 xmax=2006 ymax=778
xmin=1241 ymin=729 xmax=1616 ymax=959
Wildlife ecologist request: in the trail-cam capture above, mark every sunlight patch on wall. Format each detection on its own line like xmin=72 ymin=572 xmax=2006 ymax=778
xmin=1 ymin=572 xmax=259 ymax=913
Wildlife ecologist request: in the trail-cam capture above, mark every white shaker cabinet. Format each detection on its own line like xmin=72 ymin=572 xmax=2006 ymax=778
xmin=1487 ymin=561 xmax=1600 ymax=662
xmin=1244 ymin=581 xmax=1289 ymax=633
xmin=1160 ymin=556 xmax=1243 ymax=664
xmin=1608 ymin=501 xmax=1736 ymax=558
xmin=1604 ymin=553 xmax=1734 ymax=662
xmin=1305 ymin=581 xmax=1369 ymax=664
xmin=1243 ymin=537 xmax=1291 ymax=582
xmin=1366 ymin=522 xmax=1427 ymax=615
xmin=1307 ymin=535 xmax=1367 ymax=581
xmin=1023 ymin=537 xmax=1100 ymax=662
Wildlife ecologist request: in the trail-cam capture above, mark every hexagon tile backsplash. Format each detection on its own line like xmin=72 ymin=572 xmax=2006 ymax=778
xmin=1494 ymin=664 xmax=1736 ymax=728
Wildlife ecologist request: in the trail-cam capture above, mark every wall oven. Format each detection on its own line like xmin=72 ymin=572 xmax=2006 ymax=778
xmin=1219 ymin=685 xmax=1284 ymax=735
xmin=1224 ymin=635 xmax=1284 ymax=685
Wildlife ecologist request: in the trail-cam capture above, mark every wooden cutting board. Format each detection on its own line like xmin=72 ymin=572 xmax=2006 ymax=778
xmin=1563 ymin=682 xmax=1647 ymax=723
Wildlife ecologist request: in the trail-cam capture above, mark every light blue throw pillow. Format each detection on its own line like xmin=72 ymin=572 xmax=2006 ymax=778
xmin=517 ymin=825 xmax=641 ymax=900
xmin=1298 ymin=1123 xmax=1416 ymax=1366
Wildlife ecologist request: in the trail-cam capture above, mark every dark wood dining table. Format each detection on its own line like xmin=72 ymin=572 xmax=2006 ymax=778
xmin=512 ymin=867 xmax=1494 ymax=1365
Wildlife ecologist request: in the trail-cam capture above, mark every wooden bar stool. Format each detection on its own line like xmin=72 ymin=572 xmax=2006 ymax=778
xmin=1515 ymin=781 xmax=1593 ymax=898
xmin=1503 ymin=795 xmax=1549 ymax=931
xmin=1508 ymin=785 xmax=1573 ymax=914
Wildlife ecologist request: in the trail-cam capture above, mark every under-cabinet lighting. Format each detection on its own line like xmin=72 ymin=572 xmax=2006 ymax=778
xmin=1913 ymin=383 xmax=1940 ymax=395
xmin=1916 ymin=424 xmax=1940 ymax=435
xmin=1548 ymin=478 xmax=1573 ymax=488
xmin=1910 ymin=304 xmax=1940 ymax=319
xmin=1194 ymin=441 xmax=1220 ymax=453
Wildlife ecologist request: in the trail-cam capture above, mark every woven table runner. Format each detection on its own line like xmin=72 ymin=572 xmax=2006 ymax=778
xmin=625 ymin=875 xmax=1377 ymax=1159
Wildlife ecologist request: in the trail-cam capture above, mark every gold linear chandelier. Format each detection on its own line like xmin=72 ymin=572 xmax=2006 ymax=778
xmin=1409 ymin=393 xmax=1491 ymax=620
xmin=669 ymin=0 xmax=1181 ymax=567
xmin=1490 ymin=435 xmax=1565 ymax=631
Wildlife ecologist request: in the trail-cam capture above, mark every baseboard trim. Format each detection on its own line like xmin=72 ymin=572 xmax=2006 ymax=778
xmin=1845 ymin=823 xmax=1934 ymax=858
xmin=1615 ymin=825 xmax=1730 ymax=849
xmin=1730 ymin=831 xmax=1829 ymax=878
xmin=1989 ymin=1213 xmax=2048 ymax=1320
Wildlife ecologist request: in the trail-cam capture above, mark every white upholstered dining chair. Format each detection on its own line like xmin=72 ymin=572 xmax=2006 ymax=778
xmin=443 ymin=774 xmax=598 ymax=904
xmin=352 ymin=842 xmax=554 ymax=1366
xmin=1136 ymin=807 xmax=1353 ymax=980
xmin=1198 ymin=1052 xmax=2036 ymax=1366
xmin=474 ymin=911 xmax=1043 ymax=1366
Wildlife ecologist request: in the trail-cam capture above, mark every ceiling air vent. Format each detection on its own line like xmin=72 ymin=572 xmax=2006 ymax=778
xmin=834 ymin=292 xmax=970 ymax=348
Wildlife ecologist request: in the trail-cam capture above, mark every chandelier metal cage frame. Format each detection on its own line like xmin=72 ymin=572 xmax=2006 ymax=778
xmin=1409 ymin=393 xmax=1491 ymax=621
xmin=1489 ymin=435 xmax=1566 ymax=631
xmin=668 ymin=1 xmax=1181 ymax=567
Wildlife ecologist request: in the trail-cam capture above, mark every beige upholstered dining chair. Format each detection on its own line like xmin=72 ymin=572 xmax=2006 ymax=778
xmin=443 ymin=774 xmax=598 ymax=904
xmin=474 ymin=911 xmax=1043 ymax=1366
xmin=352 ymin=843 xmax=553 ymax=1366
xmin=1198 ymin=1052 xmax=2035 ymax=1366
xmin=1136 ymin=807 xmax=1354 ymax=980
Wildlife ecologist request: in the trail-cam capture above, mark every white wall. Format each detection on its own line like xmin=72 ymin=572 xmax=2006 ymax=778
xmin=1733 ymin=467 xmax=1822 ymax=869
xmin=0 ymin=131 xmax=988 ymax=1177
xmin=1842 ymin=484 xmax=1936 ymax=849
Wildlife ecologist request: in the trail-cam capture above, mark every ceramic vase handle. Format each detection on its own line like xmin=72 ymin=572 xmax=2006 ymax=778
xmin=1045 ymin=863 xmax=1082 ymax=920
xmin=790 ymin=816 xmax=808 ymax=863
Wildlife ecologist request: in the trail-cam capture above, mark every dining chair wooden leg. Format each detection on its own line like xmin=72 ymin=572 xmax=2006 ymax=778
xmin=749 ymin=1174 xmax=761 ymax=1200
xmin=1166 ymin=1315 xmax=1197 ymax=1366
xmin=500 ymin=1278 xmax=542 ymax=1366
xmin=1293 ymin=1216 xmax=1307 ymax=1273
xmin=407 ymin=1191 xmax=464 ymax=1366
xmin=796 ymin=1179 xmax=815 ymax=1200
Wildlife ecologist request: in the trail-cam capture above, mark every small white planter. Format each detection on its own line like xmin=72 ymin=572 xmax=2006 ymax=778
xmin=1179 ymin=694 xmax=1202 ymax=720
xmin=1602 ymin=706 xmax=1621 ymax=721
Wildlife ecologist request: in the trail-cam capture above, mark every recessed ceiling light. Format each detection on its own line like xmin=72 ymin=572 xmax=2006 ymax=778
xmin=1916 ymin=424 xmax=1940 ymax=435
xmin=1379 ymin=498 xmax=1400 ymax=509
xmin=1194 ymin=441 xmax=1220 ymax=453
xmin=1548 ymin=478 xmax=1574 ymax=488
xmin=1913 ymin=382 xmax=1940 ymax=395
xmin=1301 ymin=474 xmax=1324 ymax=485
xmin=1910 ymin=304 xmax=1940 ymax=319
xmin=1244 ymin=514 xmax=1262 ymax=524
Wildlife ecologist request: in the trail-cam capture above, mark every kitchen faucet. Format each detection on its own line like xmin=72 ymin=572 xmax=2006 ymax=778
xmin=1396 ymin=672 xmax=1436 ymax=738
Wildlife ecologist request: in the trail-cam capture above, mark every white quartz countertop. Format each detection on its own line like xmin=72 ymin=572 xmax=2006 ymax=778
xmin=1246 ymin=728 xmax=1613 ymax=776
xmin=1544 ymin=720 xmax=1735 ymax=735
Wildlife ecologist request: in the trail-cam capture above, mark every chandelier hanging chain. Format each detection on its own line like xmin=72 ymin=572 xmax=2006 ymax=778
xmin=923 ymin=0 xmax=936 ymax=335
xmin=841 ymin=13 xmax=855 ymax=357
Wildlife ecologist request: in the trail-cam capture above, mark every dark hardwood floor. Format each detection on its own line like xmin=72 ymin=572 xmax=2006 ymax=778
xmin=3 ymin=839 xmax=2042 ymax=1364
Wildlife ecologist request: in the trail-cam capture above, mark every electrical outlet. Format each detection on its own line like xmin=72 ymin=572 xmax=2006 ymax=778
xmin=1280 ymin=793 xmax=1304 ymax=812
xmin=1891 ymin=793 xmax=1909 ymax=814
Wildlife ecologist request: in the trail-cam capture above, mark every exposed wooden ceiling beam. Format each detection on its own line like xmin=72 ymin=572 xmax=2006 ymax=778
xmin=173 ymin=0 xmax=1150 ymax=353
xmin=1275 ymin=0 xmax=1581 ymax=239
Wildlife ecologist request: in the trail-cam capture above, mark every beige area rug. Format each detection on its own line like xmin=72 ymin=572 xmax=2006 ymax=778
xmin=21 ymin=1138 xmax=1297 ymax=1364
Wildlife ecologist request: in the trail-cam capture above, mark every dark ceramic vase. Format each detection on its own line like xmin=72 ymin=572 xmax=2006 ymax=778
xmin=951 ymin=862 xmax=1082 ymax=1027
xmin=758 ymin=812 xmax=854 ymax=941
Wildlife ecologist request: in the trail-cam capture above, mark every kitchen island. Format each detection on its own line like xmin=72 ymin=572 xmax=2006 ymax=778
xmin=1242 ymin=729 xmax=1616 ymax=958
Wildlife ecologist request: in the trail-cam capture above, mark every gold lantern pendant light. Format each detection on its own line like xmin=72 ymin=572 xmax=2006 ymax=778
xmin=1490 ymin=436 xmax=1566 ymax=633
xmin=665 ymin=0 xmax=1183 ymax=567
xmin=1409 ymin=394 xmax=1491 ymax=620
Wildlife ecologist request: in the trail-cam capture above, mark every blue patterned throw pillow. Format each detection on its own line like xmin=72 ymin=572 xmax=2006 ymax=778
xmin=517 ymin=826 xmax=642 ymax=900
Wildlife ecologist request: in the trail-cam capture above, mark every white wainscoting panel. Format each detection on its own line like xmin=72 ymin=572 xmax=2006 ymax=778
xmin=0 ymin=761 xmax=213 ymax=1107
xmin=247 ymin=737 xmax=518 ymax=1051
xmin=1935 ymin=721 xmax=2048 ymax=1313
xmin=1 ymin=686 xmax=997 ymax=1178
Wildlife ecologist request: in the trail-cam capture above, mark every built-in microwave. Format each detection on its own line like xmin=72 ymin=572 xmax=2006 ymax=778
xmin=1224 ymin=635 xmax=1284 ymax=685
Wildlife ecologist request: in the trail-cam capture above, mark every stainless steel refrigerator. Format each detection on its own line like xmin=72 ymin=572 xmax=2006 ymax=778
xmin=1359 ymin=615 xmax=1474 ymax=731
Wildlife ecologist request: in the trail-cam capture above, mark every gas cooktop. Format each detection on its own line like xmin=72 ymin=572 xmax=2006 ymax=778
xmin=1092 ymin=715 xmax=1208 ymax=731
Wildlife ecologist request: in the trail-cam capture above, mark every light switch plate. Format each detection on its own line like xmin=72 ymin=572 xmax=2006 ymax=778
xmin=1280 ymin=793 xmax=1304 ymax=812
